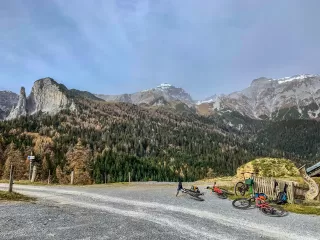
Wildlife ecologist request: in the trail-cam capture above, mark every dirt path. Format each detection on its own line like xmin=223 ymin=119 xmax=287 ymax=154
xmin=0 ymin=183 xmax=319 ymax=240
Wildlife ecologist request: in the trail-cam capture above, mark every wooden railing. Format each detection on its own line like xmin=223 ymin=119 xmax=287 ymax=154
xmin=253 ymin=177 xmax=320 ymax=202
xmin=253 ymin=177 xmax=295 ymax=203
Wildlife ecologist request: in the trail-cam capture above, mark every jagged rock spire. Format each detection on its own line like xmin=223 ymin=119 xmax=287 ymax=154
xmin=6 ymin=87 xmax=27 ymax=120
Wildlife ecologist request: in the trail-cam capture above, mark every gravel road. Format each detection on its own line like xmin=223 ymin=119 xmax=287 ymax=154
xmin=0 ymin=183 xmax=319 ymax=240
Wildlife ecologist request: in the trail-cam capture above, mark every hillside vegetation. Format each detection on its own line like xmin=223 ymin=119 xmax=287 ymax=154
xmin=0 ymin=97 xmax=265 ymax=184
xmin=0 ymin=91 xmax=319 ymax=184
xmin=236 ymin=158 xmax=300 ymax=179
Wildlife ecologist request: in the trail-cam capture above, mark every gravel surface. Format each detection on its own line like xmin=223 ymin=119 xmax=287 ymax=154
xmin=0 ymin=183 xmax=319 ymax=240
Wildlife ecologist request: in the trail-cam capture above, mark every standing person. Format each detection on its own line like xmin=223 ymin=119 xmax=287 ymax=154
xmin=176 ymin=178 xmax=183 ymax=196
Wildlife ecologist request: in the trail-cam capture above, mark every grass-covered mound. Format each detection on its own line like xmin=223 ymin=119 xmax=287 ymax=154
xmin=236 ymin=158 xmax=300 ymax=179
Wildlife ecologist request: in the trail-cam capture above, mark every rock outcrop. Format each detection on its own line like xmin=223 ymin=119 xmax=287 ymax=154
xmin=6 ymin=77 xmax=76 ymax=120
xmin=6 ymin=87 xmax=27 ymax=120
xmin=27 ymin=78 xmax=71 ymax=115
xmin=0 ymin=91 xmax=19 ymax=120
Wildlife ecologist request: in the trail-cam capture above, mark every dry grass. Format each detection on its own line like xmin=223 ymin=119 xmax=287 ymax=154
xmin=283 ymin=202 xmax=320 ymax=215
xmin=0 ymin=190 xmax=36 ymax=202
xmin=0 ymin=180 xmax=48 ymax=186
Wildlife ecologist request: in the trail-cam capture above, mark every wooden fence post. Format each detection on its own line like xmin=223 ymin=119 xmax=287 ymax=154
xmin=29 ymin=161 xmax=32 ymax=181
xmin=71 ymin=171 xmax=74 ymax=185
xmin=129 ymin=172 xmax=131 ymax=183
xmin=31 ymin=165 xmax=37 ymax=182
xmin=8 ymin=165 xmax=14 ymax=193
xmin=48 ymin=170 xmax=51 ymax=184
xmin=289 ymin=181 xmax=295 ymax=203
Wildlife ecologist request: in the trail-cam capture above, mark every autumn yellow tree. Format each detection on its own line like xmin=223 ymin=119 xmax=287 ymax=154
xmin=66 ymin=139 xmax=92 ymax=184
xmin=3 ymin=143 xmax=27 ymax=180
xmin=55 ymin=165 xmax=69 ymax=184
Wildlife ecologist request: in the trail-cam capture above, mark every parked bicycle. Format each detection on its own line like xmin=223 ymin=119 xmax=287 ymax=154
xmin=234 ymin=172 xmax=256 ymax=196
xmin=232 ymin=192 xmax=287 ymax=217
xmin=180 ymin=185 xmax=205 ymax=201
xmin=206 ymin=182 xmax=232 ymax=199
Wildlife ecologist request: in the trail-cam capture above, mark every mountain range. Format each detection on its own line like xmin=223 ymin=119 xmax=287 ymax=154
xmin=197 ymin=74 xmax=320 ymax=120
xmin=1 ymin=74 xmax=320 ymax=183
xmin=96 ymin=74 xmax=320 ymax=121
xmin=96 ymin=83 xmax=194 ymax=108
xmin=1 ymin=74 xmax=320 ymax=122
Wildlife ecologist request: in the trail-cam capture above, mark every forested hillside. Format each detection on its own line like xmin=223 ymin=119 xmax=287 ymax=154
xmin=256 ymin=120 xmax=320 ymax=161
xmin=0 ymin=93 xmax=318 ymax=184
xmin=0 ymin=95 xmax=263 ymax=183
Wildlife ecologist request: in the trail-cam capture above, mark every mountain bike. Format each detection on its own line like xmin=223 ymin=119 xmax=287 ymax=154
xmin=182 ymin=186 xmax=205 ymax=201
xmin=232 ymin=192 xmax=287 ymax=217
xmin=206 ymin=182 xmax=232 ymax=199
xmin=234 ymin=172 xmax=256 ymax=196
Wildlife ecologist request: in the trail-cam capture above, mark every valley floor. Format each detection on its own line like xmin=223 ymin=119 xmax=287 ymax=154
xmin=0 ymin=183 xmax=319 ymax=240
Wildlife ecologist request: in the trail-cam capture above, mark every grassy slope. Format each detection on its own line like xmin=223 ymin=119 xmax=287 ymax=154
xmin=0 ymin=190 xmax=35 ymax=202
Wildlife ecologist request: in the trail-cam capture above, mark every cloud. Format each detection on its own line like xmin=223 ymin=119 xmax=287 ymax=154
xmin=1 ymin=0 xmax=320 ymax=99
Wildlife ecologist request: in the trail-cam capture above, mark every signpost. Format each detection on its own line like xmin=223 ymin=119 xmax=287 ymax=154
xmin=28 ymin=155 xmax=35 ymax=181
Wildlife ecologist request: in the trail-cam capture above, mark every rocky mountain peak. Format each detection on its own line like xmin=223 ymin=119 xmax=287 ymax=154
xmin=0 ymin=90 xmax=19 ymax=120
xmin=20 ymin=87 xmax=26 ymax=96
xmin=197 ymin=94 xmax=221 ymax=105
xmin=6 ymin=77 xmax=76 ymax=120
xmin=250 ymin=77 xmax=272 ymax=87
xmin=156 ymin=83 xmax=173 ymax=89
xmin=198 ymin=73 xmax=320 ymax=120
xmin=97 ymin=83 xmax=194 ymax=107
xmin=275 ymin=74 xmax=317 ymax=84
xmin=6 ymin=87 xmax=27 ymax=120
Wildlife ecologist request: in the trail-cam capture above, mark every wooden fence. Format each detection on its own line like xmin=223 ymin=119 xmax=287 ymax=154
xmin=253 ymin=177 xmax=295 ymax=203
xmin=253 ymin=177 xmax=320 ymax=202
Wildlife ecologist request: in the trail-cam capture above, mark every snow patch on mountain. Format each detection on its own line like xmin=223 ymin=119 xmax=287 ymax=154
xmin=196 ymin=94 xmax=220 ymax=105
xmin=277 ymin=74 xmax=317 ymax=84
xmin=157 ymin=83 xmax=172 ymax=89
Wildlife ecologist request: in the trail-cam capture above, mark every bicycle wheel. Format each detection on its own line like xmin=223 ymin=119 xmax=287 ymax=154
xmin=235 ymin=182 xmax=247 ymax=196
xmin=217 ymin=192 xmax=228 ymax=199
xmin=232 ymin=198 xmax=251 ymax=209
xmin=260 ymin=206 xmax=286 ymax=217
xmin=193 ymin=195 xmax=205 ymax=201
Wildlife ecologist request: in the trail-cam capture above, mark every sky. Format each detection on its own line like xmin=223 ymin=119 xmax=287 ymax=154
xmin=1 ymin=0 xmax=320 ymax=100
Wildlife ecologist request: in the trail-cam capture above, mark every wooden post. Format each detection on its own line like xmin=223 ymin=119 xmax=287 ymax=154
xmin=290 ymin=181 xmax=295 ymax=203
xmin=31 ymin=165 xmax=37 ymax=182
xmin=29 ymin=161 xmax=32 ymax=181
xmin=48 ymin=170 xmax=51 ymax=184
xmin=129 ymin=172 xmax=131 ymax=183
xmin=70 ymin=171 xmax=74 ymax=185
xmin=104 ymin=172 xmax=107 ymax=184
xmin=8 ymin=165 xmax=14 ymax=193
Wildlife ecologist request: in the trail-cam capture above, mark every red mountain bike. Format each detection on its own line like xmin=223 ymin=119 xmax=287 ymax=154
xmin=232 ymin=192 xmax=286 ymax=217
xmin=206 ymin=182 xmax=232 ymax=199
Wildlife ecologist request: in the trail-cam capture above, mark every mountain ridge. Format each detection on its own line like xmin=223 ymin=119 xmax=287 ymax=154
xmin=197 ymin=74 xmax=320 ymax=120
xmin=2 ymin=73 xmax=320 ymax=121
xmin=96 ymin=83 xmax=195 ymax=107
